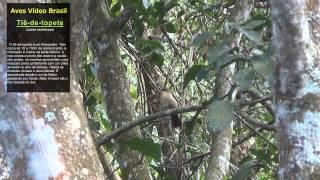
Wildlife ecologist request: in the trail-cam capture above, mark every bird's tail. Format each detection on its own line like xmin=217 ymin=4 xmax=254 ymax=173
xmin=171 ymin=114 xmax=182 ymax=128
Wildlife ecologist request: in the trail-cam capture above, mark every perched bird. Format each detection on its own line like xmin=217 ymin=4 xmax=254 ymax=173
xmin=159 ymin=88 xmax=182 ymax=128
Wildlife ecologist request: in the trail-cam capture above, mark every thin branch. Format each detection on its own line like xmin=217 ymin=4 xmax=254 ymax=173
xmin=232 ymin=130 xmax=257 ymax=148
xmin=183 ymin=151 xmax=210 ymax=165
xmin=96 ymin=104 xmax=204 ymax=146
xmin=236 ymin=110 xmax=276 ymax=131
xmin=239 ymin=96 xmax=272 ymax=107
xmin=234 ymin=114 xmax=277 ymax=148
xmin=242 ymin=89 xmax=275 ymax=119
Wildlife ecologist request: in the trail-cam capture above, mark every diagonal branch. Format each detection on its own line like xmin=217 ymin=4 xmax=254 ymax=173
xmin=236 ymin=110 xmax=277 ymax=131
xmin=96 ymin=104 xmax=203 ymax=146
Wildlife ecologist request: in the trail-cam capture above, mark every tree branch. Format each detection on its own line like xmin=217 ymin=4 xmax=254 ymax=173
xmin=239 ymin=96 xmax=272 ymax=107
xmin=234 ymin=114 xmax=277 ymax=148
xmin=96 ymin=104 xmax=203 ymax=146
xmin=96 ymin=94 xmax=275 ymax=146
xmin=241 ymin=89 xmax=275 ymax=119
xmin=236 ymin=110 xmax=276 ymax=131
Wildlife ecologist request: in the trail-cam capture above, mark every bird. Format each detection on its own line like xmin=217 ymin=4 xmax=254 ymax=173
xmin=159 ymin=88 xmax=182 ymax=128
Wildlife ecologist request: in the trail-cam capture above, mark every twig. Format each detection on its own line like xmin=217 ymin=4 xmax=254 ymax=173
xmin=236 ymin=110 xmax=276 ymax=131
xmin=183 ymin=151 xmax=210 ymax=165
xmin=239 ymin=96 xmax=272 ymax=107
xmin=234 ymin=114 xmax=277 ymax=148
xmin=241 ymin=89 xmax=275 ymax=119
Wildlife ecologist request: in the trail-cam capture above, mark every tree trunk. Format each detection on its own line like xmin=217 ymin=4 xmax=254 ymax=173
xmin=272 ymin=0 xmax=320 ymax=179
xmin=88 ymin=0 xmax=151 ymax=179
xmin=0 ymin=0 xmax=105 ymax=179
xmin=205 ymin=0 xmax=254 ymax=179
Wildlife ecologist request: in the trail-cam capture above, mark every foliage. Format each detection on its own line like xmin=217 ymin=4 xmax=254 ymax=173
xmin=124 ymin=137 xmax=161 ymax=162
xmin=84 ymin=0 xmax=277 ymax=179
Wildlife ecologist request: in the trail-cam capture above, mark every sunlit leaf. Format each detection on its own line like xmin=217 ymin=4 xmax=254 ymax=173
xmin=110 ymin=1 xmax=121 ymax=17
xmin=142 ymin=0 xmax=150 ymax=9
xmin=253 ymin=46 xmax=274 ymax=82
xmin=207 ymin=100 xmax=234 ymax=133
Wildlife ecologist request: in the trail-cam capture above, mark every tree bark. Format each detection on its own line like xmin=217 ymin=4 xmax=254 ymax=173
xmin=88 ymin=0 xmax=151 ymax=179
xmin=205 ymin=0 xmax=254 ymax=179
xmin=272 ymin=0 xmax=320 ymax=179
xmin=0 ymin=0 xmax=105 ymax=179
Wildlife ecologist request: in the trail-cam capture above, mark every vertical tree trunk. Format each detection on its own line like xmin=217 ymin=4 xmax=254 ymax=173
xmin=88 ymin=0 xmax=151 ymax=179
xmin=205 ymin=1 xmax=254 ymax=179
xmin=272 ymin=0 xmax=320 ymax=179
xmin=0 ymin=0 xmax=105 ymax=179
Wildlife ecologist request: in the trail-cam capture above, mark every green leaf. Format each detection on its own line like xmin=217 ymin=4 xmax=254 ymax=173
xmin=183 ymin=64 xmax=207 ymax=88
xmin=147 ymin=17 xmax=158 ymax=26
xmin=89 ymin=65 xmax=98 ymax=78
xmin=95 ymin=104 xmax=112 ymax=131
xmin=83 ymin=63 xmax=95 ymax=79
xmin=252 ymin=46 xmax=274 ymax=82
xmin=217 ymin=55 xmax=250 ymax=70
xmin=130 ymin=86 xmax=137 ymax=99
xmin=242 ymin=20 xmax=267 ymax=30
xmin=196 ymin=68 xmax=209 ymax=82
xmin=86 ymin=94 xmax=98 ymax=107
xmin=88 ymin=118 xmax=100 ymax=131
xmin=235 ymin=69 xmax=255 ymax=90
xmin=134 ymin=23 xmax=145 ymax=37
xmin=207 ymin=41 xmax=232 ymax=65
xmin=224 ymin=21 xmax=239 ymax=34
xmin=125 ymin=137 xmax=161 ymax=162
xmin=153 ymin=1 xmax=166 ymax=17
xmin=165 ymin=22 xmax=176 ymax=33
xmin=250 ymin=149 xmax=272 ymax=165
xmin=244 ymin=16 xmax=272 ymax=30
xmin=140 ymin=39 xmax=164 ymax=50
xmin=110 ymin=2 xmax=121 ymax=17
xmin=130 ymin=0 xmax=147 ymax=15
xmin=150 ymin=52 xmax=164 ymax=67
xmin=192 ymin=32 xmax=213 ymax=47
xmin=241 ymin=29 xmax=262 ymax=44
xmin=207 ymin=100 xmax=234 ymax=133
xmin=253 ymin=59 xmax=274 ymax=82
xmin=232 ymin=160 xmax=259 ymax=180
